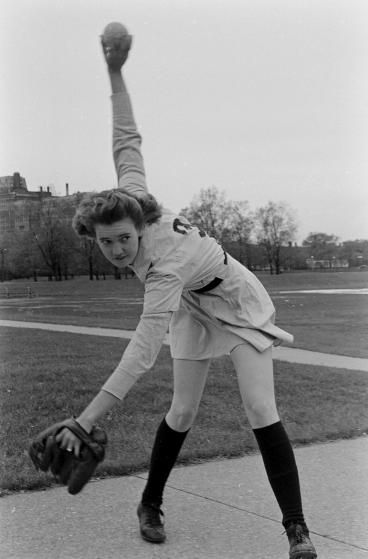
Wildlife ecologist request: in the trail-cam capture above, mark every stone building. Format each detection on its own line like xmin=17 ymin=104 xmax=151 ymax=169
xmin=0 ymin=172 xmax=53 ymax=233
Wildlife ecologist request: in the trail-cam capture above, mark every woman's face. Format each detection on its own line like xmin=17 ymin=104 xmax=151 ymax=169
xmin=95 ymin=217 xmax=141 ymax=268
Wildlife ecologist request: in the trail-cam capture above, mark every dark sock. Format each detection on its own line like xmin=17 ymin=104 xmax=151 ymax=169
xmin=253 ymin=421 xmax=305 ymax=527
xmin=142 ymin=417 xmax=189 ymax=506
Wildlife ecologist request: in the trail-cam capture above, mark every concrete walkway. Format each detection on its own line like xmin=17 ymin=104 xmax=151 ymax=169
xmin=1 ymin=319 xmax=368 ymax=371
xmin=1 ymin=437 xmax=367 ymax=558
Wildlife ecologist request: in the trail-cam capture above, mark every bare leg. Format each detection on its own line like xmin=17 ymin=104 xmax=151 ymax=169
xmin=230 ymin=343 xmax=306 ymax=528
xmin=166 ymin=358 xmax=211 ymax=431
xmin=138 ymin=358 xmax=210 ymax=543
xmin=142 ymin=358 xmax=211 ymax=504
xmin=230 ymin=344 xmax=279 ymax=428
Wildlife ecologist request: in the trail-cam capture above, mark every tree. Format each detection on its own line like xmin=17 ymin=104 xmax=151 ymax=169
xmin=73 ymin=237 xmax=96 ymax=280
xmin=281 ymin=242 xmax=309 ymax=271
xmin=222 ymin=200 xmax=254 ymax=265
xmin=180 ymin=186 xmax=253 ymax=250
xmin=74 ymin=237 xmax=115 ymax=280
xmin=302 ymin=232 xmax=339 ymax=260
xmin=30 ymin=197 xmax=79 ymax=280
xmin=0 ymin=231 xmax=43 ymax=279
xmin=340 ymin=239 xmax=368 ymax=267
xmin=254 ymin=201 xmax=298 ymax=274
xmin=180 ymin=186 xmax=232 ymax=243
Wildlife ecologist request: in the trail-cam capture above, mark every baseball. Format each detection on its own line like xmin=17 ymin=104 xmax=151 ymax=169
xmin=102 ymin=22 xmax=131 ymax=46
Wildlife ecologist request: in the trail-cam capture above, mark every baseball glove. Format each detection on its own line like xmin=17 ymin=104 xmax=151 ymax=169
xmin=29 ymin=418 xmax=107 ymax=495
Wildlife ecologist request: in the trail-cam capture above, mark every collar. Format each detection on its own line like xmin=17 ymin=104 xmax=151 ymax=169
xmin=129 ymin=226 xmax=153 ymax=282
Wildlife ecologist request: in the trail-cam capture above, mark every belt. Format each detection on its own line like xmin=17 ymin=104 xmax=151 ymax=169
xmin=192 ymin=251 xmax=228 ymax=294
xmin=192 ymin=276 xmax=223 ymax=293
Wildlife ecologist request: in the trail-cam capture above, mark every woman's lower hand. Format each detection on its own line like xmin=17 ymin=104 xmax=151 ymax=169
xmin=55 ymin=428 xmax=81 ymax=457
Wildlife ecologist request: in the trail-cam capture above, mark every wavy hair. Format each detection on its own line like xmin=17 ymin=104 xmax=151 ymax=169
xmin=73 ymin=189 xmax=162 ymax=238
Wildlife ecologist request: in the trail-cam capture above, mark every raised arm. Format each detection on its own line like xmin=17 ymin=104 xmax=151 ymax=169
xmin=103 ymin=33 xmax=148 ymax=196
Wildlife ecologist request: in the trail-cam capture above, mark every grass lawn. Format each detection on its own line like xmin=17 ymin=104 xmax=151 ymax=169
xmin=1 ymin=327 xmax=367 ymax=494
xmin=1 ymin=270 xmax=367 ymax=357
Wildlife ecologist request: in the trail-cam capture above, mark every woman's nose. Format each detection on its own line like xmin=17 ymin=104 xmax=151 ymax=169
xmin=112 ymin=243 xmax=124 ymax=256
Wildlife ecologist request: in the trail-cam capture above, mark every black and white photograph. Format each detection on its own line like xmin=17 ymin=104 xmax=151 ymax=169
xmin=1 ymin=1 xmax=367 ymax=558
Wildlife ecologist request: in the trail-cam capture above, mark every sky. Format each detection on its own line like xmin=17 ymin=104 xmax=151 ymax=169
xmin=1 ymin=0 xmax=368 ymax=243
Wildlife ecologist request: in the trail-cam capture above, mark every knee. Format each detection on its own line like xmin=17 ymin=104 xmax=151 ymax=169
xmin=244 ymin=399 xmax=279 ymax=429
xmin=166 ymin=404 xmax=198 ymax=432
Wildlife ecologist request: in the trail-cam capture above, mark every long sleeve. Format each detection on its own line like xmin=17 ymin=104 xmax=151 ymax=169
xmin=112 ymin=91 xmax=148 ymax=196
xmin=102 ymin=312 xmax=172 ymax=399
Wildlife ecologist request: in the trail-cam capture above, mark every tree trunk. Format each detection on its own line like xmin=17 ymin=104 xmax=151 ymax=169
xmin=114 ymin=267 xmax=121 ymax=279
xmin=57 ymin=264 xmax=62 ymax=281
xmin=275 ymin=247 xmax=281 ymax=274
xmin=88 ymin=258 xmax=94 ymax=280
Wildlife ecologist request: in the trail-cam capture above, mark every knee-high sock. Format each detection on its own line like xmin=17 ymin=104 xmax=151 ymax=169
xmin=142 ymin=418 xmax=189 ymax=506
xmin=253 ymin=421 xmax=305 ymax=527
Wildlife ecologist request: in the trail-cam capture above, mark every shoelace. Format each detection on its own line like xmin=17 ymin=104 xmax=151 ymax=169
xmin=144 ymin=504 xmax=164 ymax=527
xmin=294 ymin=526 xmax=307 ymax=544
xmin=283 ymin=524 xmax=308 ymax=541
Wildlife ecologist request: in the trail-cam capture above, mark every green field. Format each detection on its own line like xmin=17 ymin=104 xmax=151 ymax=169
xmin=0 ymin=270 xmax=367 ymax=494
xmin=1 ymin=327 xmax=367 ymax=494
xmin=1 ymin=270 xmax=367 ymax=357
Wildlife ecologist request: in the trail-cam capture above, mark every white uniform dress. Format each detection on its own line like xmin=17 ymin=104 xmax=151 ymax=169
xmin=102 ymin=92 xmax=293 ymax=400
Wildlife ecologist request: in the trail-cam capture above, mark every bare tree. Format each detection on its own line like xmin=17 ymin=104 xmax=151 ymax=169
xmin=254 ymin=201 xmax=298 ymax=274
xmin=30 ymin=197 xmax=78 ymax=280
xmin=0 ymin=231 xmax=42 ymax=279
xmin=222 ymin=200 xmax=254 ymax=265
xmin=74 ymin=237 xmax=113 ymax=280
xmin=180 ymin=186 xmax=231 ymax=243
xmin=180 ymin=186 xmax=253 ymax=251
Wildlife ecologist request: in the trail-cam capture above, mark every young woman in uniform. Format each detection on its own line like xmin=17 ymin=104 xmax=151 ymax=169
xmin=57 ymin=29 xmax=317 ymax=559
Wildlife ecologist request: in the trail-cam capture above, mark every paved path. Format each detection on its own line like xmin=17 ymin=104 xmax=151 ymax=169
xmin=1 ymin=319 xmax=368 ymax=371
xmin=1 ymin=437 xmax=367 ymax=558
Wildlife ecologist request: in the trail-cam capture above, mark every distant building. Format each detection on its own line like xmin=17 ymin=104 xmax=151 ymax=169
xmin=0 ymin=172 xmax=54 ymax=232
xmin=306 ymin=257 xmax=349 ymax=270
xmin=0 ymin=172 xmax=75 ymax=233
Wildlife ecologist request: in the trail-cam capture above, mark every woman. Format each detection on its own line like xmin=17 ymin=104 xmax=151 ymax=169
xmin=57 ymin=29 xmax=317 ymax=559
